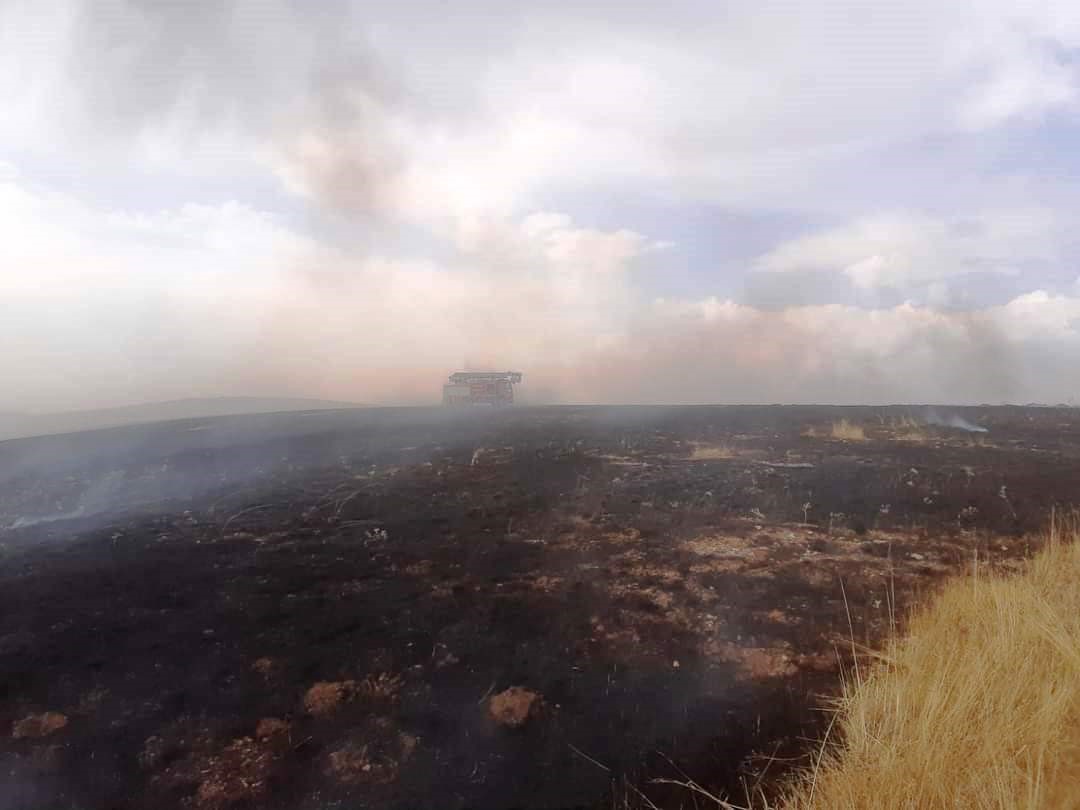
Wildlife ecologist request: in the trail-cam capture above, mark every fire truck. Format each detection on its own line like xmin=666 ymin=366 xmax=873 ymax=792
xmin=442 ymin=371 xmax=523 ymax=405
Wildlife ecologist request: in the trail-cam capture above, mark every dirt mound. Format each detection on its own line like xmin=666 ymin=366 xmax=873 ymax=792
xmin=303 ymin=680 xmax=356 ymax=716
xmin=488 ymin=687 xmax=542 ymax=728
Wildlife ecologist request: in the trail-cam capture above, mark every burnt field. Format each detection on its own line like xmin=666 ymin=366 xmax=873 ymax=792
xmin=2 ymin=405 xmax=1079 ymax=810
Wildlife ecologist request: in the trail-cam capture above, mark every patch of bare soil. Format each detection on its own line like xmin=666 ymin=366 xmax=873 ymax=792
xmin=1 ymin=405 xmax=1078 ymax=809
xmin=705 ymin=641 xmax=799 ymax=679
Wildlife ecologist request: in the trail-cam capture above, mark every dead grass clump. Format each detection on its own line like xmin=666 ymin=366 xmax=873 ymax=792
xmin=193 ymin=737 xmax=273 ymax=808
xmin=609 ymin=584 xmax=676 ymax=612
xmin=359 ymin=672 xmax=404 ymax=700
xmin=781 ymin=517 xmax=1080 ymax=809
xmin=303 ymin=680 xmax=356 ymax=716
xmin=304 ymin=674 xmax=403 ymax=716
xmin=528 ymin=575 xmax=564 ymax=592
xmin=690 ymin=442 xmax=736 ymax=460
xmin=12 ymin=712 xmax=68 ymax=739
xmin=620 ymin=563 xmax=682 ymax=585
xmin=829 ymin=419 xmax=866 ymax=441
xmin=762 ymin=608 xmax=799 ymax=626
xmin=488 ymin=687 xmax=542 ymax=728
xmin=327 ymin=744 xmax=387 ymax=784
xmin=688 ymin=559 xmax=746 ymax=576
xmin=600 ymin=527 xmax=643 ymax=545
xmin=884 ymin=415 xmax=929 ymax=442
xmin=894 ymin=429 xmax=929 ymax=442
xmin=326 ymin=732 xmax=418 ymax=785
xmin=254 ymin=718 xmax=290 ymax=741
xmin=683 ymin=534 xmax=765 ymax=562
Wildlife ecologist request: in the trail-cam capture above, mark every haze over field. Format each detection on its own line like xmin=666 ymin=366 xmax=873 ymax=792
xmin=4 ymin=0 xmax=1080 ymax=411
xmin=0 ymin=397 xmax=363 ymax=441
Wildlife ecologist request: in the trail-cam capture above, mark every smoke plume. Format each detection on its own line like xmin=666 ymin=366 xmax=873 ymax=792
xmin=3 ymin=1 xmax=1080 ymax=411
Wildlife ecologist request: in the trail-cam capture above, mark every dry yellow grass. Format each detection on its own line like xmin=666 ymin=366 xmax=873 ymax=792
xmin=886 ymin=414 xmax=929 ymax=442
xmin=780 ymin=517 xmax=1080 ymax=810
xmin=690 ymin=442 xmax=737 ymax=460
xmin=891 ymin=415 xmax=922 ymax=430
xmin=829 ymin=419 xmax=866 ymax=441
xmin=893 ymin=429 xmax=929 ymax=443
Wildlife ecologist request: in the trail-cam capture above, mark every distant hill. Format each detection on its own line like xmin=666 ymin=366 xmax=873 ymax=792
xmin=0 ymin=397 xmax=365 ymax=441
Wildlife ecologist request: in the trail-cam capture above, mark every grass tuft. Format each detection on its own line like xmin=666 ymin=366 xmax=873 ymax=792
xmin=779 ymin=514 xmax=1080 ymax=809
xmin=829 ymin=419 xmax=866 ymax=441
xmin=893 ymin=429 xmax=929 ymax=443
xmin=690 ymin=442 xmax=737 ymax=460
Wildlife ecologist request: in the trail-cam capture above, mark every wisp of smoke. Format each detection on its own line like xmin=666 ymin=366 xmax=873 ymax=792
xmin=923 ymin=408 xmax=989 ymax=433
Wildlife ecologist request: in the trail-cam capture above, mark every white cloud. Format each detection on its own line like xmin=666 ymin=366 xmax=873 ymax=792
xmin=950 ymin=15 xmax=1080 ymax=130
xmin=993 ymin=290 xmax=1080 ymax=342
xmin=957 ymin=58 xmax=1077 ymax=130
xmin=0 ymin=178 xmax=315 ymax=296
xmin=756 ymin=210 xmax=1066 ymax=291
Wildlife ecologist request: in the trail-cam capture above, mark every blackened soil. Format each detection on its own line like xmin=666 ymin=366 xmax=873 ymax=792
xmin=1 ymin=405 xmax=1079 ymax=809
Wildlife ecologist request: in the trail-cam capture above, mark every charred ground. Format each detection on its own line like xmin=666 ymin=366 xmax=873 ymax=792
xmin=1 ymin=405 xmax=1078 ymax=809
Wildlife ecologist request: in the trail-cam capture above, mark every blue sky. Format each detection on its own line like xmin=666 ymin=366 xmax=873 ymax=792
xmin=2 ymin=0 xmax=1080 ymax=409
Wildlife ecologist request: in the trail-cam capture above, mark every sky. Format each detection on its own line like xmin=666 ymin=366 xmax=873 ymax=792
xmin=2 ymin=0 xmax=1080 ymax=411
